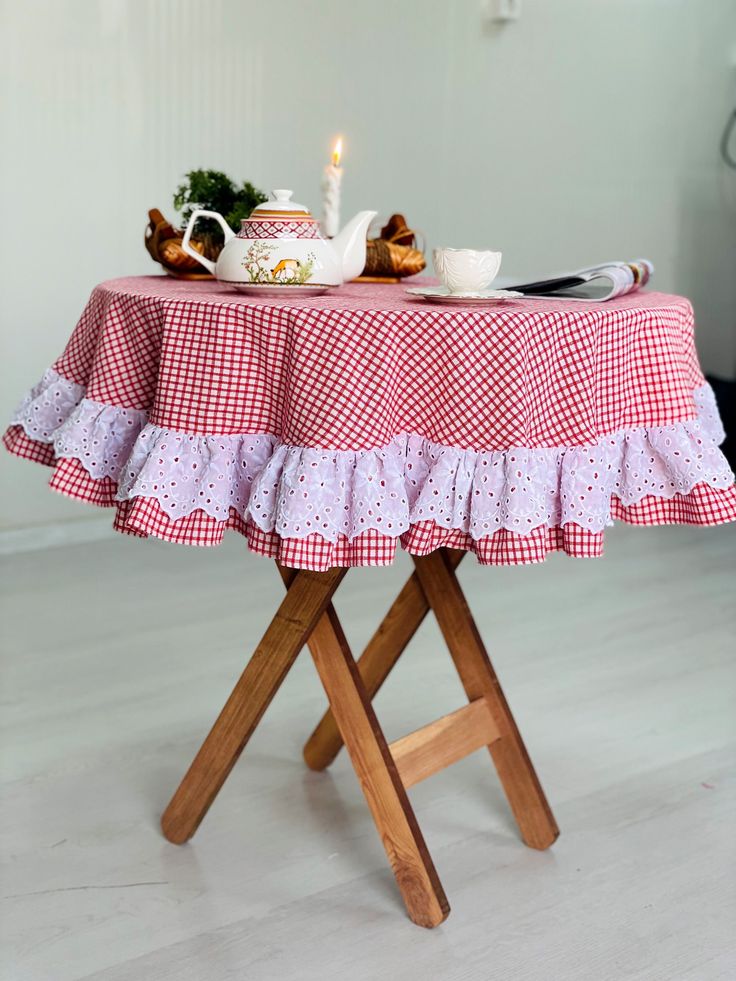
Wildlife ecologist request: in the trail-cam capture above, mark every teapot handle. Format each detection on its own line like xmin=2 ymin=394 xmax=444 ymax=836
xmin=181 ymin=210 xmax=235 ymax=276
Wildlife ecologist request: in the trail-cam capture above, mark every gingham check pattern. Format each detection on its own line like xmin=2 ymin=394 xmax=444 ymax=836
xmin=53 ymin=277 xmax=703 ymax=448
xmin=5 ymin=276 xmax=735 ymax=570
xmin=2 ymin=426 xmax=56 ymax=467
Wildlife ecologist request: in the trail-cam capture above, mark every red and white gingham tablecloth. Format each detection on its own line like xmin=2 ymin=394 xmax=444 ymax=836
xmin=5 ymin=276 xmax=736 ymax=570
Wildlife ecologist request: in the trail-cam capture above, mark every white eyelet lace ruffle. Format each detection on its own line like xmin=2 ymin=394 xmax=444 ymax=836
xmin=10 ymin=368 xmax=85 ymax=442
xmin=245 ymin=389 xmax=731 ymax=538
xmin=10 ymin=368 xmax=734 ymax=540
xmin=54 ymin=400 xmax=148 ymax=480
xmin=117 ymin=427 xmax=276 ymax=520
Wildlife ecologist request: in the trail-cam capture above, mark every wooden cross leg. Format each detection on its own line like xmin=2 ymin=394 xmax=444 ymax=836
xmin=161 ymin=549 xmax=558 ymax=929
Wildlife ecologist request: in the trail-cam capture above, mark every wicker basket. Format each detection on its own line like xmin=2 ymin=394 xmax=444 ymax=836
xmin=356 ymin=214 xmax=426 ymax=283
xmin=144 ymin=208 xmax=214 ymax=279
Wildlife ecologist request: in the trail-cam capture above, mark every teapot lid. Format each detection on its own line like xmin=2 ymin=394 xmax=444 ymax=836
xmin=250 ymin=189 xmax=313 ymax=221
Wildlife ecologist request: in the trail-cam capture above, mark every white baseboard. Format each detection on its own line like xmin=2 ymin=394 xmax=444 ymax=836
xmin=0 ymin=518 xmax=115 ymax=556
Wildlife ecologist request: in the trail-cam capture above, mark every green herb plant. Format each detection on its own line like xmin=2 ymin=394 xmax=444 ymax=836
xmin=174 ymin=170 xmax=267 ymax=254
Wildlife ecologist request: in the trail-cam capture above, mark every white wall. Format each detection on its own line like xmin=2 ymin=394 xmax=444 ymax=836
xmin=1 ymin=0 xmax=735 ymax=531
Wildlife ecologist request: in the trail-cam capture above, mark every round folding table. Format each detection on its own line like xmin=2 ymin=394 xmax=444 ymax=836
xmin=5 ymin=276 xmax=735 ymax=927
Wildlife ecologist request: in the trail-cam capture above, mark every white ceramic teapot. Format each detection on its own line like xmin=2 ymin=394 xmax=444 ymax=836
xmin=181 ymin=189 xmax=376 ymax=293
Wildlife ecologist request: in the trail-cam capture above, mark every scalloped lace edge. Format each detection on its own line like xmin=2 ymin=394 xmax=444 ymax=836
xmin=9 ymin=367 xmax=734 ymax=542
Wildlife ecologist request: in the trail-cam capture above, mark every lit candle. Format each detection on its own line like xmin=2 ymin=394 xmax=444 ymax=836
xmin=321 ymin=136 xmax=343 ymax=238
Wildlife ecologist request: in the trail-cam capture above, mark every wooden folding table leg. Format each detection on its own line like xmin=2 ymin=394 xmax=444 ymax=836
xmin=413 ymin=550 xmax=559 ymax=851
xmin=302 ymin=550 xmax=466 ymax=771
xmin=303 ymin=598 xmax=450 ymax=928
xmin=161 ymin=566 xmax=346 ymax=845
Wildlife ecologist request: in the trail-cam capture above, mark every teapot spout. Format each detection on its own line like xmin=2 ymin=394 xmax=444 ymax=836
xmin=331 ymin=210 xmax=377 ymax=282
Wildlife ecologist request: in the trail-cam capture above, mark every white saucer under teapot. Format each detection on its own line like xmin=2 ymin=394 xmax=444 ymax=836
xmin=181 ymin=190 xmax=376 ymax=292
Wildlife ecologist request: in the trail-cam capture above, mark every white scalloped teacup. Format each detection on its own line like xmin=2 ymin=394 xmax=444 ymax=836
xmin=433 ymin=248 xmax=502 ymax=294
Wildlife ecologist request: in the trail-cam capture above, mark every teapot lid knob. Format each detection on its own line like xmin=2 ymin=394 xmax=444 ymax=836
xmin=250 ymin=188 xmax=312 ymax=219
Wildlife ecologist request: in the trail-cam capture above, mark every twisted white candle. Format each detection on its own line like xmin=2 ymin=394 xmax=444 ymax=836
xmin=321 ymin=138 xmax=343 ymax=238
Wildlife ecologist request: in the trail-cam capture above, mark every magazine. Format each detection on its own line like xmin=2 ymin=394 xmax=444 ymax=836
xmin=508 ymin=259 xmax=653 ymax=301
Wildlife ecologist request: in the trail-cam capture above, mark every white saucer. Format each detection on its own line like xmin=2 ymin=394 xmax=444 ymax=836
xmin=406 ymin=286 xmax=523 ymax=304
xmin=224 ymin=282 xmax=337 ymax=297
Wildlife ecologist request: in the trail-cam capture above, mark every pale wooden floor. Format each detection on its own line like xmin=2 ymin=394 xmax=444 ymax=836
xmin=1 ymin=523 xmax=735 ymax=981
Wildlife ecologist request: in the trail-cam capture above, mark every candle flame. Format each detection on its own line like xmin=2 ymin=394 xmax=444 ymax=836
xmin=332 ymin=137 xmax=343 ymax=167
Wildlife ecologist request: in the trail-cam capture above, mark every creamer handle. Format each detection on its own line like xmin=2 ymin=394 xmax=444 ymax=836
xmin=181 ymin=210 xmax=234 ymax=276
